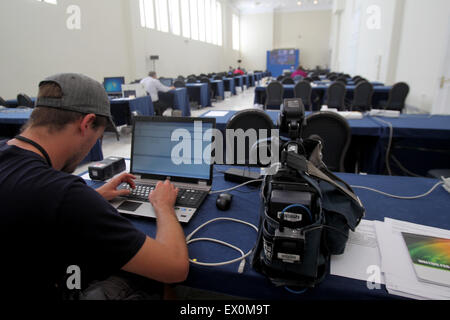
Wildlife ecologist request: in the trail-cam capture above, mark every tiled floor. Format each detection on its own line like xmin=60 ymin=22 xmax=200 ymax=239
xmin=74 ymin=85 xmax=261 ymax=175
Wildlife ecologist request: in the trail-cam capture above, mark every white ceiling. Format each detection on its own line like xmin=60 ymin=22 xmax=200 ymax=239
xmin=230 ymin=0 xmax=334 ymax=14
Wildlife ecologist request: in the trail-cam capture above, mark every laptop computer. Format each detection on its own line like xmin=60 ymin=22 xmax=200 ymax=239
xmin=111 ymin=116 xmax=216 ymax=223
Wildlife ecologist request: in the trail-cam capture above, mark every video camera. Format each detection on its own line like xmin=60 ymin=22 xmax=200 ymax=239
xmin=252 ymin=98 xmax=365 ymax=289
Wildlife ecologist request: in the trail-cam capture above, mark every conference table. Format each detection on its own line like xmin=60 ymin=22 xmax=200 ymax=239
xmin=223 ymin=78 xmax=237 ymax=95
xmin=185 ymin=83 xmax=210 ymax=108
xmin=200 ymin=110 xmax=450 ymax=176
xmin=85 ymin=165 xmax=450 ymax=300
xmin=0 ymin=108 xmax=103 ymax=163
xmin=110 ymin=96 xmax=154 ymax=126
xmin=254 ymin=84 xmax=392 ymax=110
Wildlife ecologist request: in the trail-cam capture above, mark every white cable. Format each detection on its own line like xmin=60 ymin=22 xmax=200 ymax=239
xmin=351 ymin=181 xmax=444 ymax=200
xmin=369 ymin=116 xmax=393 ymax=176
xmin=186 ymin=217 xmax=259 ymax=273
xmin=209 ymin=179 xmax=263 ymax=194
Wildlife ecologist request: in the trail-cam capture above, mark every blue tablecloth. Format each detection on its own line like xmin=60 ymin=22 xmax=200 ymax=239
xmin=110 ymin=96 xmax=154 ymax=126
xmin=371 ymin=115 xmax=450 ymax=176
xmin=0 ymin=108 xmax=103 ymax=163
xmin=211 ymin=80 xmax=225 ymax=100
xmin=85 ymin=167 xmax=450 ymax=299
xmin=223 ymin=78 xmax=237 ymax=95
xmin=186 ymin=83 xmax=210 ymax=108
xmin=159 ymin=88 xmax=191 ymax=117
xmin=200 ymin=110 xmax=450 ymax=176
xmin=200 ymin=110 xmax=384 ymax=137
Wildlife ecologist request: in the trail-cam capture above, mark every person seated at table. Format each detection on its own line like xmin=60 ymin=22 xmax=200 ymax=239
xmin=291 ymin=66 xmax=308 ymax=79
xmin=140 ymin=71 xmax=175 ymax=116
xmin=233 ymin=67 xmax=245 ymax=76
xmin=0 ymin=73 xmax=189 ymax=300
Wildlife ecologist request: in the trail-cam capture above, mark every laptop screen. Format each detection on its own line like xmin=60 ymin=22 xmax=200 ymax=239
xmin=131 ymin=117 xmax=215 ymax=183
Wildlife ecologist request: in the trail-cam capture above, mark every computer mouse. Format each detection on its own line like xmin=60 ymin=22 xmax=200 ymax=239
xmin=216 ymin=193 xmax=233 ymax=211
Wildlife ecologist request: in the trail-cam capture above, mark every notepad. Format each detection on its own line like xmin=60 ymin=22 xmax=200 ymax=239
xmin=402 ymin=232 xmax=450 ymax=287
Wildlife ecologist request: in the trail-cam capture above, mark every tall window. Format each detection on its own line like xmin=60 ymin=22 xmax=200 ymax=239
xmin=205 ymin=0 xmax=212 ymax=43
xmin=211 ymin=0 xmax=217 ymax=45
xmin=181 ymin=0 xmax=191 ymax=38
xmin=217 ymin=2 xmax=222 ymax=46
xmin=189 ymin=0 xmax=199 ymax=40
xmin=232 ymin=14 xmax=239 ymax=51
xmin=37 ymin=0 xmax=57 ymax=4
xmin=140 ymin=0 xmax=155 ymax=29
xmin=168 ymin=0 xmax=181 ymax=35
xmin=198 ymin=0 xmax=206 ymax=42
xmin=155 ymin=0 xmax=169 ymax=32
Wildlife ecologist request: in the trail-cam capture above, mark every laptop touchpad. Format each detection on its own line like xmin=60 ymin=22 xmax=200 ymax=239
xmin=118 ymin=201 xmax=142 ymax=212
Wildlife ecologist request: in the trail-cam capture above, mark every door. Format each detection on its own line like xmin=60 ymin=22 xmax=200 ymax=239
xmin=432 ymin=19 xmax=450 ymax=115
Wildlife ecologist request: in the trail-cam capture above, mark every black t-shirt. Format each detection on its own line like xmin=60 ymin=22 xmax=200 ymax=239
xmin=0 ymin=140 xmax=146 ymax=300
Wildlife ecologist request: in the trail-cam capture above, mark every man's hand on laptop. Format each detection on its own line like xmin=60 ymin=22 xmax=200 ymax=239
xmin=149 ymin=180 xmax=179 ymax=214
xmin=96 ymin=172 xmax=136 ymax=201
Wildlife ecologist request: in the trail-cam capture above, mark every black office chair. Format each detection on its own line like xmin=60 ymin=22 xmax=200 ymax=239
xmin=17 ymin=93 xmax=34 ymax=109
xmin=350 ymin=81 xmax=374 ymax=112
xmin=225 ymin=109 xmax=275 ymax=166
xmin=186 ymin=77 xmax=197 ymax=84
xmin=0 ymin=96 xmax=7 ymax=107
xmin=383 ymin=82 xmax=410 ymax=112
xmin=177 ymin=75 xmax=185 ymax=80
xmin=173 ymin=80 xmax=186 ymax=88
xmin=293 ymin=81 xmax=312 ymax=111
xmin=264 ymin=81 xmax=284 ymax=110
xmin=355 ymin=78 xmax=367 ymax=85
xmin=326 ymin=82 xmax=347 ymax=110
xmin=302 ymin=112 xmax=351 ymax=172
xmin=336 ymin=77 xmax=347 ymax=85
xmin=281 ymin=77 xmax=295 ymax=85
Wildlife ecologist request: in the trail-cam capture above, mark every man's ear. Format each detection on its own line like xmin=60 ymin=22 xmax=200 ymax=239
xmin=79 ymin=114 xmax=97 ymax=136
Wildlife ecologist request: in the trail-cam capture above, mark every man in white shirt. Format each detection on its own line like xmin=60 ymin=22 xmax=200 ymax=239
xmin=140 ymin=72 xmax=175 ymax=116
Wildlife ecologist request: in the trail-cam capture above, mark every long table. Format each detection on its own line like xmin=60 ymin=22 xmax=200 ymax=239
xmin=85 ymin=166 xmax=450 ymax=299
xmin=186 ymin=83 xmax=210 ymax=108
xmin=200 ymin=110 xmax=450 ymax=176
xmin=0 ymin=108 xmax=103 ymax=163
xmin=254 ymin=84 xmax=392 ymax=110
xmin=110 ymin=96 xmax=154 ymax=126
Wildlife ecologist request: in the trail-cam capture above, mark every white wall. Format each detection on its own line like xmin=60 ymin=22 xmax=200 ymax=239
xmin=127 ymin=0 xmax=240 ymax=80
xmin=0 ymin=0 xmax=133 ymax=99
xmin=240 ymin=12 xmax=274 ymax=72
xmin=273 ymin=10 xmax=332 ymax=69
xmin=330 ymin=0 xmax=450 ymax=112
xmin=394 ymin=0 xmax=450 ymax=112
xmin=0 ymin=0 xmax=240 ymax=99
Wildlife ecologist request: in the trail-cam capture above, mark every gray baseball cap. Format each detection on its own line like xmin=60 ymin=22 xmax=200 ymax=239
xmin=35 ymin=73 xmax=119 ymax=138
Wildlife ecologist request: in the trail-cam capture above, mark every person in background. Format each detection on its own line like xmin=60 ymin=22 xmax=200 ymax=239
xmin=291 ymin=66 xmax=308 ymax=79
xmin=233 ymin=67 xmax=245 ymax=76
xmin=140 ymin=71 xmax=175 ymax=116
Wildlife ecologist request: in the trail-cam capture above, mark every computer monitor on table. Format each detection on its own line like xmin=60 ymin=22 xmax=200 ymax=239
xmin=159 ymin=78 xmax=173 ymax=87
xmin=104 ymin=77 xmax=125 ymax=97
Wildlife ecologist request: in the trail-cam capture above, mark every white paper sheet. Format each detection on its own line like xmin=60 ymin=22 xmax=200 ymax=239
xmin=375 ymin=218 xmax=450 ymax=300
xmin=331 ymin=220 xmax=385 ymax=284
xmin=203 ymin=111 xmax=229 ymax=117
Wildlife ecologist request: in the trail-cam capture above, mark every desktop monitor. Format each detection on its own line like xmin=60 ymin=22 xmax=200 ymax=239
xmin=159 ymin=78 xmax=173 ymax=87
xmin=104 ymin=77 xmax=125 ymax=95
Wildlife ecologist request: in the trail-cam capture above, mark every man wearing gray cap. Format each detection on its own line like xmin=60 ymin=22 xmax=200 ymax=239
xmin=0 ymin=73 xmax=188 ymax=300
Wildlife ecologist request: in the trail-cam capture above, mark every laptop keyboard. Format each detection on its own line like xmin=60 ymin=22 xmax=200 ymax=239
xmin=119 ymin=183 xmax=208 ymax=208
